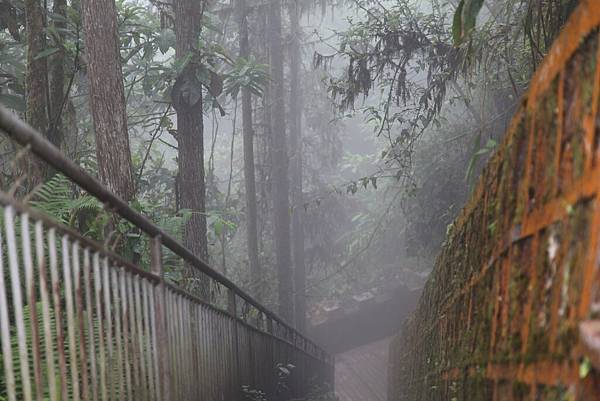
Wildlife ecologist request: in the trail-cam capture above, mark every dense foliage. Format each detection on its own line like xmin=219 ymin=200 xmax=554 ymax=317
xmin=0 ymin=0 xmax=579 ymax=321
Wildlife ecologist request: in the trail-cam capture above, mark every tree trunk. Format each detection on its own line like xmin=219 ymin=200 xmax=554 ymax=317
xmin=48 ymin=0 xmax=67 ymax=149
xmin=173 ymin=0 xmax=210 ymax=298
xmin=268 ymin=0 xmax=293 ymax=322
xmin=237 ymin=0 xmax=261 ymax=297
xmin=289 ymin=0 xmax=306 ymax=332
xmin=24 ymin=0 xmax=49 ymax=185
xmin=81 ymin=0 xmax=135 ymax=201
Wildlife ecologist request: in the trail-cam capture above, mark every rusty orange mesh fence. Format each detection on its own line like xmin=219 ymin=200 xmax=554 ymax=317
xmin=388 ymin=1 xmax=600 ymax=400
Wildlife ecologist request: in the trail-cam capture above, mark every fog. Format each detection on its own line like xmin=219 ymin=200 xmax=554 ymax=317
xmin=0 ymin=0 xmax=574 ymax=399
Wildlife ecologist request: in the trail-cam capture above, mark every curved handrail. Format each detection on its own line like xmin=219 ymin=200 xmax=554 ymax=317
xmin=0 ymin=105 xmax=329 ymax=362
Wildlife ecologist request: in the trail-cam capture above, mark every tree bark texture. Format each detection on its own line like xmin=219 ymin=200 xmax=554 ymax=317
xmin=48 ymin=0 xmax=67 ymax=149
xmin=24 ymin=0 xmax=49 ymax=186
xmin=237 ymin=0 xmax=261 ymax=296
xmin=268 ymin=0 xmax=294 ymax=322
xmin=81 ymin=0 xmax=135 ymax=201
xmin=173 ymin=0 xmax=209 ymax=298
xmin=289 ymin=0 xmax=306 ymax=332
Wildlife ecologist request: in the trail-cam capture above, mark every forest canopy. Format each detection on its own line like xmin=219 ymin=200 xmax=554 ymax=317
xmin=0 ymin=0 xmax=578 ymax=327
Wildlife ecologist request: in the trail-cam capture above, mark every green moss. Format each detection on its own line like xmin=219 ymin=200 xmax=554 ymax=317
xmin=389 ymin=31 xmax=600 ymax=397
xmin=541 ymin=385 xmax=571 ymax=401
xmin=512 ymin=382 xmax=531 ymax=401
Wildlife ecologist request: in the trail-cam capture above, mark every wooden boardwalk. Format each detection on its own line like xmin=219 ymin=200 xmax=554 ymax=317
xmin=335 ymin=337 xmax=391 ymax=401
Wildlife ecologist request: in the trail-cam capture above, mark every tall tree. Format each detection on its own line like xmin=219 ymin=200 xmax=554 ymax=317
xmin=268 ymin=0 xmax=293 ymax=321
xmin=24 ymin=0 xmax=48 ymax=185
xmin=288 ymin=0 xmax=306 ymax=332
xmin=47 ymin=0 xmax=67 ymax=149
xmin=81 ymin=0 xmax=135 ymax=201
xmin=237 ymin=0 xmax=261 ymax=295
xmin=172 ymin=0 xmax=209 ymax=296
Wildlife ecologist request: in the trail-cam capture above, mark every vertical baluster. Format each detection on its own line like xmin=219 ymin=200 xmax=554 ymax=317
xmin=212 ymin=306 xmax=218 ymax=400
xmin=110 ymin=270 xmax=124 ymax=401
xmin=208 ymin=308 xmax=215 ymax=400
xmin=35 ymin=222 xmax=58 ymax=401
xmin=221 ymin=314 xmax=229 ymax=400
xmin=190 ymin=301 xmax=196 ymax=401
xmin=222 ymin=315 xmax=229 ymax=400
xmin=220 ymin=314 xmax=226 ymax=397
xmin=198 ymin=305 xmax=206 ymax=401
xmin=194 ymin=304 xmax=202 ymax=400
xmin=61 ymin=236 xmax=80 ymax=401
xmin=148 ymin=280 xmax=161 ymax=400
xmin=247 ymin=325 xmax=253 ymax=390
xmin=227 ymin=315 xmax=233 ymax=396
xmin=150 ymin=237 xmax=170 ymax=401
xmin=175 ymin=294 xmax=185 ymax=400
xmin=126 ymin=274 xmax=140 ymax=398
xmin=178 ymin=294 xmax=185 ymax=401
xmin=48 ymin=229 xmax=68 ymax=401
xmin=92 ymin=253 xmax=107 ymax=401
xmin=203 ymin=306 xmax=210 ymax=401
xmin=20 ymin=215 xmax=43 ymax=401
xmin=165 ymin=291 xmax=174 ymax=400
xmin=215 ymin=312 xmax=221 ymax=398
xmin=119 ymin=271 xmax=132 ymax=400
xmin=181 ymin=298 xmax=194 ymax=400
xmin=170 ymin=292 xmax=180 ymax=401
xmin=191 ymin=301 xmax=197 ymax=401
xmin=186 ymin=297 xmax=193 ymax=401
xmin=228 ymin=289 xmax=240 ymax=400
xmin=0 ymin=228 xmax=16 ymax=401
xmin=182 ymin=298 xmax=190 ymax=401
xmin=142 ymin=279 xmax=156 ymax=401
xmin=217 ymin=310 xmax=223 ymax=398
xmin=133 ymin=275 xmax=147 ymax=399
xmin=199 ymin=305 xmax=206 ymax=401
xmin=188 ymin=301 xmax=196 ymax=400
xmin=72 ymin=242 xmax=89 ymax=401
xmin=101 ymin=259 xmax=113 ymax=399
xmin=5 ymin=207 xmax=33 ymax=401
xmin=185 ymin=298 xmax=190 ymax=401
xmin=82 ymin=250 xmax=99 ymax=401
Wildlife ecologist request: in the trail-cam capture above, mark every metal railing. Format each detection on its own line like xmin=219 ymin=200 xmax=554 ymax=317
xmin=0 ymin=105 xmax=334 ymax=401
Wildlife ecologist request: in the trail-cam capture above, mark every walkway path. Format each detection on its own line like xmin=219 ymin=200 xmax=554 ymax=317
xmin=335 ymin=337 xmax=391 ymax=401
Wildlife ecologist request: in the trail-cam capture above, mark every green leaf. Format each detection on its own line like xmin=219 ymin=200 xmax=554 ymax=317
xmin=34 ymin=47 xmax=60 ymax=60
xmin=461 ymin=0 xmax=485 ymax=37
xmin=580 ymin=357 xmax=591 ymax=379
xmin=452 ymin=0 xmax=484 ymax=45
xmin=452 ymin=0 xmax=465 ymax=46
xmin=157 ymin=29 xmax=175 ymax=54
xmin=214 ymin=220 xmax=224 ymax=236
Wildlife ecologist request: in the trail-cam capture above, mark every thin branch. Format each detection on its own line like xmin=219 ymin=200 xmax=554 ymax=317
xmin=136 ymin=105 xmax=172 ymax=183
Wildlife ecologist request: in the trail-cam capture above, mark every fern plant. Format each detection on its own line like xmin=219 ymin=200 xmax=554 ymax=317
xmin=28 ymin=174 xmax=101 ymax=230
xmin=25 ymin=173 xmax=197 ymax=288
xmin=0 ymin=302 xmax=62 ymax=401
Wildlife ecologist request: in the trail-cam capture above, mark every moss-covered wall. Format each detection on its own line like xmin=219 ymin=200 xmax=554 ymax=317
xmin=388 ymin=2 xmax=600 ymax=400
